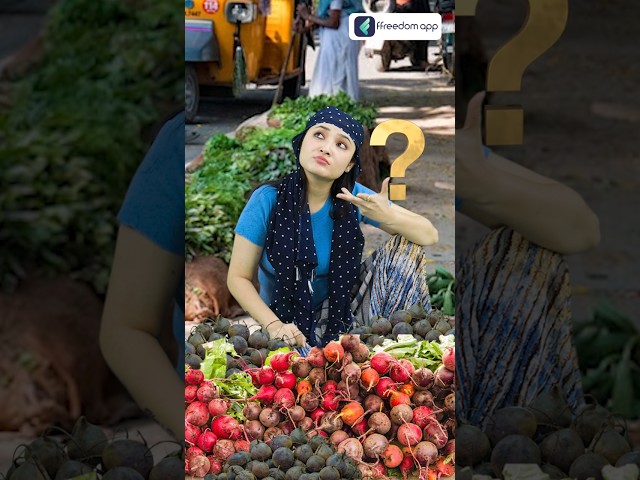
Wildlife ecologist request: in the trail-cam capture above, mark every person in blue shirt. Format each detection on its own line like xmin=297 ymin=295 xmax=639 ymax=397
xmin=99 ymin=112 xmax=184 ymax=440
xmin=228 ymin=107 xmax=438 ymax=349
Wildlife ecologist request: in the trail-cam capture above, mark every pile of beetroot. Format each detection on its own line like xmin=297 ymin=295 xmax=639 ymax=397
xmin=184 ymin=334 xmax=455 ymax=479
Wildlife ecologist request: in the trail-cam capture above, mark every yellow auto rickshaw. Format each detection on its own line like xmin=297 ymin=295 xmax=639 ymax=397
xmin=185 ymin=0 xmax=307 ymax=122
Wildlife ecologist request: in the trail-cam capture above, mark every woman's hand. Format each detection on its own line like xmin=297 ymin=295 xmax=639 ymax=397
xmin=456 ymin=91 xmax=497 ymax=205
xmin=336 ymin=177 xmax=394 ymax=224
xmin=267 ymin=320 xmax=307 ymax=348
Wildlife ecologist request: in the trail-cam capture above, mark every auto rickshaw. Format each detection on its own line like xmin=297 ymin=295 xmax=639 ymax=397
xmin=185 ymin=0 xmax=307 ymax=122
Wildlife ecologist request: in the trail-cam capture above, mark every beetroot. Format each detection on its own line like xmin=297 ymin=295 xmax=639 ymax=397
xmin=399 ymin=455 xmax=415 ymax=480
xmin=185 ymin=368 xmax=204 ymax=386
xmin=300 ymin=416 xmax=314 ymax=431
xmin=382 ymin=444 xmax=404 ymax=468
xmin=185 ymin=422 xmax=201 ymax=445
xmin=185 ymin=385 xmax=198 ymax=403
xmin=188 ymin=455 xmax=211 ymax=478
xmin=321 ymin=380 xmax=339 ymax=394
xmin=340 ymin=334 xmax=361 ymax=352
xmin=273 ymin=388 xmax=295 ymax=411
xmin=245 ymin=420 xmax=265 ymax=441
xmin=300 ymin=392 xmax=320 ymax=412
xmin=208 ymin=457 xmax=223 ymax=475
xmin=338 ymin=438 xmax=364 ymax=462
xmin=275 ymin=371 xmax=297 ymax=390
xmin=263 ymin=426 xmax=284 ymax=443
xmin=368 ymin=412 xmax=392 ymax=435
xmin=259 ymin=408 xmax=281 ymax=428
xmin=364 ymin=433 xmax=390 ymax=459
xmin=211 ymin=415 xmax=239 ymax=439
xmin=412 ymin=406 xmax=436 ymax=429
xmin=351 ymin=418 xmax=368 ymax=437
xmin=390 ymin=404 xmax=414 ymax=425
xmin=434 ymin=365 xmax=455 ymax=387
xmin=185 ymin=401 xmax=210 ymax=427
xmin=397 ymin=423 xmax=422 ymax=446
xmin=412 ymin=368 xmax=435 ymax=391
xmin=256 ymin=367 xmax=276 ymax=386
xmin=243 ymin=402 xmax=262 ymax=421
xmin=329 ymin=430 xmax=350 ymax=448
xmin=310 ymin=407 xmax=325 ymax=423
xmin=423 ymin=417 xmax=449 ymax=449
xmin=307 ymin=347 xmax=327 ymax=367
xmin=412 ymin=390 xmax=435 ymax=407
xmin=442 ymin=346 xmax=455 ymax=371
xmin=351 ymin=343 xmax=371 ymax=363
xmin=234 ymin=439 xmax=250 ymax=452
xmin=207 ymin=398 xmax=230 ymax=417
xmin=248 ymin=384 xmax=278 ymax=405
xmin=308 ymin=367 xmax=327 ymax=386
xmin=414 ymin=441 xmax=438 ymax=466
xmin=288 ymin=405 xmax=306 ymax=423
xmin=375 ymin=377 xmax=396 ymax=399
xmin=444 ymin=393 xmax=455 ymax=413
xmin=360 ymin=368 xmax=380 ymax=391
xmin=321 ymin=392 xmax=340 ymax=412
xmin=323 ymin=341 xmax=345 ymax=363
xmin=196 ymin=430 xmax=217 ymax=453
xmin=341 ymin=363 xmax=361 ymax=385
xmin=213 ymin=439 xmax=235 ymax=460
xmin=370 ymin=352 xmax=394 ymax=375
xmin=364 ymin=394 xmax=384 ymax=413
xmin=292 ymin=358 xmax=312 ymax=378
xmin=318 ymin=411 xmax=344 ymax=433
xmin=389 ymin=359 xmax=414 ymax=384
xmin=185 ymin=446 xmax=205 ymax=462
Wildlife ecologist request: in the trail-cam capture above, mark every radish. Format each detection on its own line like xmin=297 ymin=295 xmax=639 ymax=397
xmin=248 ymin=384 xmax=277 ymax=405
xmin=197 ymin=380 xmax=217 ymax=404
xmin=397 ymin=423 xmax=422 ymax=446
xmin=211 ymin=415 xmax=239 ymax=439
xmin=390 ymin=359 xmax=414 ymax=384
xmin=442 ymin=346 xmax=455 ymax=371
xmin=275 ymin=371 xmax=297 ymax=390
xmin=273 ymin=388 xmax=295 ymax=411
xmin=414 ymin=441 xmax=438 ymax=466
xmin=213 ymin=439 xmax=235 ymax=460
xmin=196 ymin=430 xmax=217 ymax=453
xmin=185 ymin=385 xmax=198 ymax=403
xmin=256 ymin=366 xmax=276 ymax=386
xmin=370 ymin=352 xmax=394 ymax=375
xmin=382 ymin=444 xmax=403 ymax=468
xmin=270 ymin=351 xmax=298 ymax=373
xmin=185 ymin=368 xmax=204 ymax=386
xmin=323 ymin=341 xmax=345 ymax=363
xmin=207 ymin=398 xmax=230 ymax=417
xmin=185 ymin=401 xmax=210 ymax=427
xmin=306 ymin=347 xmax=327 ymax=367
xmin=186 ymin=446 xmax=204 ymax=462
xmin=185 ymin=422 xmax=201 ymax=445
xmin=375 ymin=377 xmax=397 ymax=399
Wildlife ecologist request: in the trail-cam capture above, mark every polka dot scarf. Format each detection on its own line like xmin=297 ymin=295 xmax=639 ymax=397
xmin=265 ymin=107 xmax=365 ymax=346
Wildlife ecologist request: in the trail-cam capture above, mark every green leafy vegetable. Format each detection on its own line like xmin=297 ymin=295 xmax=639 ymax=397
xmin=201 ymin=338 xmax=237 ymax=380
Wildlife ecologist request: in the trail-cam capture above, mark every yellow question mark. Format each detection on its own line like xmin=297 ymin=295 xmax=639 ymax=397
xmin=458 ymin=0 xmax=569 ymax=145
xmin=369 ymin=120 xmax=425 ymax=201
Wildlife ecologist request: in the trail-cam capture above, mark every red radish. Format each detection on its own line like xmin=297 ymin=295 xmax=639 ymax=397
xmin=213 ymin=439 xmax=235 ymax=460
xmin=273 ymin=388 xmax=295 ymax=411
xmin=370 ymin=352 xmax=394 ymax=375
xmin=375 ymin=377 xmax=397 ymax=399
xmin=256 ymin=366 xmax=276 ymax=386
xmin=399 ymin=455 xmax=415 ymax=480
xmin=389 ymin=390 xmax=411 ymax=408
xmin=360 ymin=368 xmax=380 ymax=391
xmin=397 ymin=423 xmax=423 ymax=446
xmin=423 ymin=418 xmax=448 ymax=449
xmin=296 ymin=379 xmax=312 ymax=400
xmin=414 ymin=441 xmax=438 ymax=466
xmin=189 ymin=455 xmax=210 ymax=477
xmin=307 ymin=347 xmax=327 ymax=367
xmin=364 ymin=394 xmax=384 ymax=413
xmin=244 ymin=420 xmax=265 ymax=441
xmin=323 ymin=341 xmax=345 ymax=363
xmin=197 ymin=380 xmax=217 ymax=404
xmin=243 ymin=402 xmax=261 ymax=421
xmin=412 ymin=368 xmax=435 ymax=391
xmin=275 ymin=371 xmax=297 ymax=390
xmin=330 ymin=430 xmax=350 ymax=448
xmin=196 ymin=429 xmax=217 ymax=453
xmin=412 ymin=406 xmax=436 ymax=429
xmin=270 ymin=351 xmax=298 ymax=373
xmin=211 ymin=415 xmax=239 ymax=439
xmin=185 ymin=422 xmax=201 ymax=445
xmin=185 ymin=368 xmax=204 ymax=386
xmin=382 ymin=444 xmax=403 ymax=468
xmin=434 ymin=365 xmax=454 ymax=387
xmin=185 ymin=385 xmax=198 ymax=403
xmin=248 ymin=384 xmax=277 ymax=405
xmin=208 ymin=457 xmax=223 ymax=475
xmin=186 ymin=401 xmax=210 ymax=427
xmin=186 ymin=446 xmax=204 ymax=462
xmin=390 ymin=359 xmax=415 ymax=384
xmin=309 ymin=407 xmax=325 ymax=424
xmin=442 ymin=346 xmax=455 ymax=372
xmin=351 ymin=418 xmax=368 ymax=437
xmin=258 ymin=408 xmax=281 ymax=428
xmin=339 ymin=402 xmax=364 ymax=426
xmin=321 ymin=391 xmax=340 ymax=411
xmin=340 ymin=334 xmax=360 ymax=352
xmin=338 ymin=438 xmax=364 ymax=461
xmin=321 ymin=380 xmax=339 ymax=394
xmin=292 ymin=358 xmax=312 ymax=378
xmin=300 ymin=392 xmax=320 ymax=412
xmin=208 ymin=398 xmax=230 ymax=417
xmin=234 ymin=439 xmax=250 ymax=452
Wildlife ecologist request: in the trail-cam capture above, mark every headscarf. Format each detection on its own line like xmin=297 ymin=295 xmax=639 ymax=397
xmin=265 ymin=107 xmax=365 ymax=346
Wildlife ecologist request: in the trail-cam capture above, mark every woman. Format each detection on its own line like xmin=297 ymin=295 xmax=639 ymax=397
xmin=227 ymin=107 xmax=438 ymax=348
xmin=296 ymin=0 xmax=362 ymax=100
xmin=100 ymin=112 xmax=184 ymax=439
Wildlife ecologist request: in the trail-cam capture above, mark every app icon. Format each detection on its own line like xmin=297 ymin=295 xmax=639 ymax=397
xmin=354 ymin=16 xmax=375 ymax=37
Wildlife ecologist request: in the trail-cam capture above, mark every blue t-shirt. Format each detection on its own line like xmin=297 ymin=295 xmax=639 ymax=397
xmin=235 ymin=182 xmax=380 ymax=311
xmin=117 ymin=112 xmax=185 ymax=376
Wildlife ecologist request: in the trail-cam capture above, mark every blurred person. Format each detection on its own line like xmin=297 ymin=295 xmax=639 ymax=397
xmin=99 ymin=112 xmax=184 ymax=439
xmin=297 ymin=0 xmax=363 ymax=100
xmin=227 ymin=107 xmax=438 ymax=350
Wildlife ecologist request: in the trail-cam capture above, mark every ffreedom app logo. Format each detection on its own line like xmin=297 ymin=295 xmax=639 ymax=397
xmin=354 ymin=16 xmax=375 ymax=37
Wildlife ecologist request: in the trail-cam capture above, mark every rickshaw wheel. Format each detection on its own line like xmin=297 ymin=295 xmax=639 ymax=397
xmin=185 ymin=64 xmax=200 ymax=124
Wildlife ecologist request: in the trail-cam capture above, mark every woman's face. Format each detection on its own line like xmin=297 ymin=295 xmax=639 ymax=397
xmin=298 ymin=123 xmax=357 ymax=181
